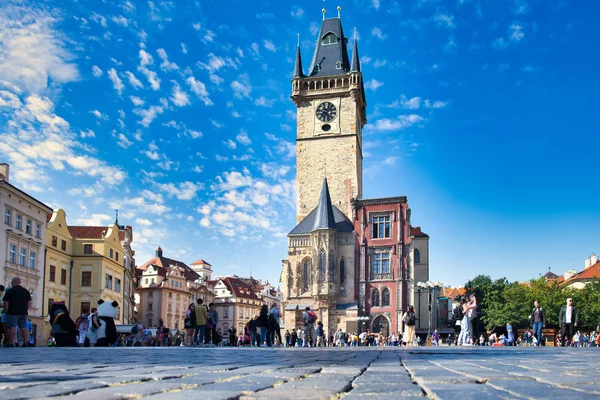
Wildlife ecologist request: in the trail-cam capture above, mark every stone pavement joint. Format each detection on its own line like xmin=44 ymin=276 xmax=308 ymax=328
xmin=1 ymin=347 xmax=600 ymax=399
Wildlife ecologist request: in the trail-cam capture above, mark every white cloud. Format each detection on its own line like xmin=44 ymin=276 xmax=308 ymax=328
xmin=79 ymin=129 xmax=95 ymax=138
xmin=231 ymin=74 xmax=252 ymax=99
xmin=309 ymin=22 xmax=319 ymax=36
xmin=383 ymin=156 xmax=398 ymax=165
xmin=374 ymin=59 xmax=387 ymax=68
xmin=92 ymin=65 xmax=103 ymax=77
xmin=291 ymin=7 xmax=304 ymax=18
xmin=254 ymin=96 xmax=274 ymax=107
xmin=224 ymin=139 xmax=237 ymax=149
xmin=112 ymin=15 xmax=129 ymax=27
xmin=139 ymin=67 xmax=160 ymax=90
xmin=186 ymin=76 xmax=213 ymax=106
xmin=170 ymin=82 xmax=190 ymax=107
xmin=371 ymin=27 xmax=387 ymax=40
xmin=124 ymin=71 xmax=143 ymax=89
xmin=370 ymin=114 xmax=424 ymax=132
xmin=361 ymin=56 xmax=372 ymax=64
xmin=135 ymin=218 xmax=153 ymax=227
xmin=236 ymin=130 xmax=252 ymax=146
xmin=117 ymin=133 xmax=133 ymax=148
xmin=156 ymin=181 xmax=202 ymax=201
xmin=134 ymin=105 xmax=164 ymax=127
xmin=263 ymin=40 xmax=276 ymax=52
xmin=401 ymin=96 xmax=421 ymax=109
xmin=181 ymin=43 xmax=188 ymax=54
xmin=129 ymin=96 xmax=144 ymax=107
xmin=364 ymin=79 xmax=384 ymax=91
xmin=76 ymin=213 xmax=112 ymax=226
xmin=372 ymin=0 xmax=380 ymax=9
xmin=90 ymin=109 xmax=108 ymax=120
xmin=510 ymin=23 xmax=525 ymax=42
xmin=0 ymin=5 xmax=80 ymax=94
xmin=157 ymin=48 xmax=178 ymax=71
xmin=424 ymin=99 xmax=449 ymax=108
xmin=139 ymin=49 xmax=153 ymax=67
xmin=107 ymin=68 xmax=124 ymax=95
xmin=433 ymin=13 xmax=456 ymax=29
xmin=521 ymin=64 xmax=541 ymax=73
xmin=250 ymin=43 xmax=260 ymax=57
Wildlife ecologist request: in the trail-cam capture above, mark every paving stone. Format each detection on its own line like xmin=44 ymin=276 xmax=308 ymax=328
xmin=419 ymin=382 xmax=519 ymax=399
xmin=485 ymin=379 xmax=592 ymax=399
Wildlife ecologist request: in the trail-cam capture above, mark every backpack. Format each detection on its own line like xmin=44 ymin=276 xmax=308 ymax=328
xmin=131 ymin=325 xmax=139 ymax=334
xmin=307 ymin=311 xmax=317 ymax=324
xmin=452 ymin=305 xmax=464 ymax=321
xmin=406 ymin=312 xmax=417 ymax=326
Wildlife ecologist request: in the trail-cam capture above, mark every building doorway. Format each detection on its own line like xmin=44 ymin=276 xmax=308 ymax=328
xmin=372 ymin=315 xmax=389 ymax=336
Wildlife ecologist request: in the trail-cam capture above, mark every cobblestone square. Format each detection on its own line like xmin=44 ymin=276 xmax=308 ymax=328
xmin=1 ymin=347 xmax=599 ymax=399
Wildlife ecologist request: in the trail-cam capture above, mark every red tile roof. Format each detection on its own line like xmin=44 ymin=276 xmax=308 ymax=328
xmin=137 ymin=256 xmax=200 ymax=282
xmin=563 ymin=261 xmax=600 ymax=285
xmin=443 ymin=287 xmax=466 ymax=300
xmin=191 ymin=259 xmax=212 ymax=266
xmin=411 ymin=226 xmax=429 ymax=238
xmin=68 ymin=226 xmax=109 ymax=239
xmin=221 ymin=277 xmax=261 ymax=300
xmin=543 ymin=271 xmax=559 ymax=280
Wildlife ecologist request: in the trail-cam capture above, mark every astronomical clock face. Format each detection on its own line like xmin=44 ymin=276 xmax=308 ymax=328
xmin=316 ymin=101 xmax=337 ymax=122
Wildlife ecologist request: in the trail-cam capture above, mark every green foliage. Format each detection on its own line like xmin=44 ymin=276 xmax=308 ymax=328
xmin=464 ymin=276 xmax=600 ymax=331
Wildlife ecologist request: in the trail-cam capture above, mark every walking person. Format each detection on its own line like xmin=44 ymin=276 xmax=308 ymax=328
xmin=249 ymin=315 xmax=258 ymax=347
xmin=402 ymin=305 xmax=417 ymax=346
xmin=86 ymin=307 xmax=101 ymax=347
xmin=302 ymin=306 xmax=317 ymax=347
xmin=194 ymin=298 xmax=207 ymax=346
xmin=529 ymin=300 xmax=546 ymax=346
xmin=75 ymin=313 xmax=89 ymax=347
xmin=316 ymin=321 xmax=325 ymax=347
xmin=2 ymin=278 xmax=32 ymax=347
xmin=559 ymin=298 xmax=579 ymax=346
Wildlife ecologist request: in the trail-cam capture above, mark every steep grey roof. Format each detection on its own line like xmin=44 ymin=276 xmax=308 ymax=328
xmin=312 ymin=177 xmax=336 ymax=231
xmin=293 ymin=45 xmax=304 ymax=78
xmin=288 ymin=205 xmax=354 ymax=235
xmin=308 ymin=18 xmax=351 ymax=77
xmin=350 ymin=36 xmax=360 ymax=72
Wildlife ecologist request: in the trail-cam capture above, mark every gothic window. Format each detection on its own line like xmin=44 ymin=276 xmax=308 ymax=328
xmin=319 ymin=250 xmax=326 ymax=281
xmin=371 ymin=289 xmax=380 ymax=307
xmin=372 ymin=315 xmax=389 ymax=334
xmin=340 ymin=259 xmax=345 ymax=283
xmin=372 ymin=252 xmax=390 ymax=276
xmin=322 ymin=33 xmax=338 ymax=45
xmin=328 ymin=251 xmax=335 ymax=282
xmin=382 ymin=288 xmax=391 ymax=307
xmin=303 ymin=260 xmax=310 ymax=291
xmin=414 ymin=249 xmax=421 ymax=264
xmin=372 ymin=215 xmax=391 ymax=238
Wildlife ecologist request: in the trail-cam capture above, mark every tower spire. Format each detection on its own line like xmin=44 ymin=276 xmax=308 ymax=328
xmin=351 ymin=27 xmax=360 ymax=72
xmin=293 ymin=34 xmax=304 ymax=78
xmin=114 ymin=209 xmax=119 ymax=225
xmin=312 ymin=177 xmax=337 ymax=231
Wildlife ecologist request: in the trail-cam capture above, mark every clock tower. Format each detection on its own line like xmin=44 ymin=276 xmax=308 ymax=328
xmin=291 ymin=10 xmax=366 ymax=223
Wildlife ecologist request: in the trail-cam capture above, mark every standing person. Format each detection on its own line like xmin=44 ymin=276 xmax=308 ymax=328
xmin=316 ymin=321 xmax=325 ymax=347
xmin=529 ymin=300 xmax=546 ymax=346
xmin=284 ymin=329 xmax=291 ymax=347
xmin=75 ymin=313 xmax=89 ymax=347
xmin=194 ymin=298 xmax=207 ymax=346
xmin=290 ymin=329 xmax=297 ymax=347
xmin=302 ymin=306 xmax=317 ymax=347
xmin=457 ymin=297 xmax=476 ymax=346
xmin=506 ymin=322 xmax=515 ymax=346
xmin=402 ymin=305 xmax=417 ymax=346
xmin=86 ymin=307 xmax=101 ymax=346
xmin=249 ymin=315 xmax=258 ymax=347
xmin=559 ymin=298 xmax=579 ymax=346
xmin=296 ymin=326 xmax=304 ymax=347
xmin=2 ymin=277 xmax=32 ymax=347
xmin=0 ymin=285 xmax=5 ymax=345
xmin=468 ymin=294 xmax=481 ymax=345
xmin=184 ymin=303 xmax=196 ymax=346
xmin=258 ymin=304 xmax=269 ymax=346
xmin=207 ymin=303 xmax=218 ymax=346
xmin=268 ymin=303 xmax=282 ymax=346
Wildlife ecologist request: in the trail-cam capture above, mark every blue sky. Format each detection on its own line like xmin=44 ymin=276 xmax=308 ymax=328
xmin=0 ymin=0 xmax=598 ymax=288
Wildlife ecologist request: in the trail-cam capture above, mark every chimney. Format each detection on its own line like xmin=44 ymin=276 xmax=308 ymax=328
xmin=156 ymin=246 xmax=163 ymax=257
xmin=591 ymin=253 xmax=598 ymax=267
xmin=0 ymin=163 xmax=9 ymax=182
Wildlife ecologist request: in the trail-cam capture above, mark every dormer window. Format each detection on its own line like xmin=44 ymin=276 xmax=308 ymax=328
xmin=322 ymin=33 xmax=338 ymax=45
xmin=336 ymin=61 xmax=342 ymax=69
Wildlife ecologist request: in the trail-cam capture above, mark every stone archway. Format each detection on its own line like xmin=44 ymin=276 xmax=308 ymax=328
xmin=372 ymin=315 xmax=389 ymax=336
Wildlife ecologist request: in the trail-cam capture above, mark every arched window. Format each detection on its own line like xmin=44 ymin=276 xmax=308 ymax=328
xmin=322 ymin=33 xmax=338 ymax=45
xmin=372 ymin=315 xmax=389 ymax=335
xmin=382 ymin=288 xmax=390 ymax=307
xmin=340 ymin=259 xmax=345 ymax=283
xmin=303 ymin=260 xmax=310 ymax=291
xmin=414 ymin=249 xmax=421 ymax=264
xmin=371 ymin=288 xmax=380 ymax=307
xmin=329 ymin=251 xmax=335 ymax=282
xmin=319 ymin=250 xmax=326 ymax=281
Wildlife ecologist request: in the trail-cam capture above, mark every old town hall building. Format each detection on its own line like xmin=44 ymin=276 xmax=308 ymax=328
xmin=281 ymin=12 xmax=430 ymax=337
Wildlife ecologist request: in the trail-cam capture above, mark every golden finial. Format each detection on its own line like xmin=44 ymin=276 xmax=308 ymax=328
xmin=354 ymin=27 xmax=357 ymax=41
xmin=297 ymin=33 xmax=300 ymax=47
xmin=337 ymin=6 xmax=341 ymax=18
xmin=322 ymin=8 xmax=326 ymax=20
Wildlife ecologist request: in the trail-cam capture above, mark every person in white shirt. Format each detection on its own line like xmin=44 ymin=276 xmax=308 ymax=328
xmin=559 ymin=298 xmax=579 ymax=346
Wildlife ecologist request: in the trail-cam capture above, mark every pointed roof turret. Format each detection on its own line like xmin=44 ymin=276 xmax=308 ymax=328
xmin=308 ymin=15 xmax=351 ymax=77
xmin=293 ymin=37 xmax=304 ymax=78
xmin=351 ymin=28 xmax=360 ymax=72
xmin=312 ymin=177 xmax=337 ymax=231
